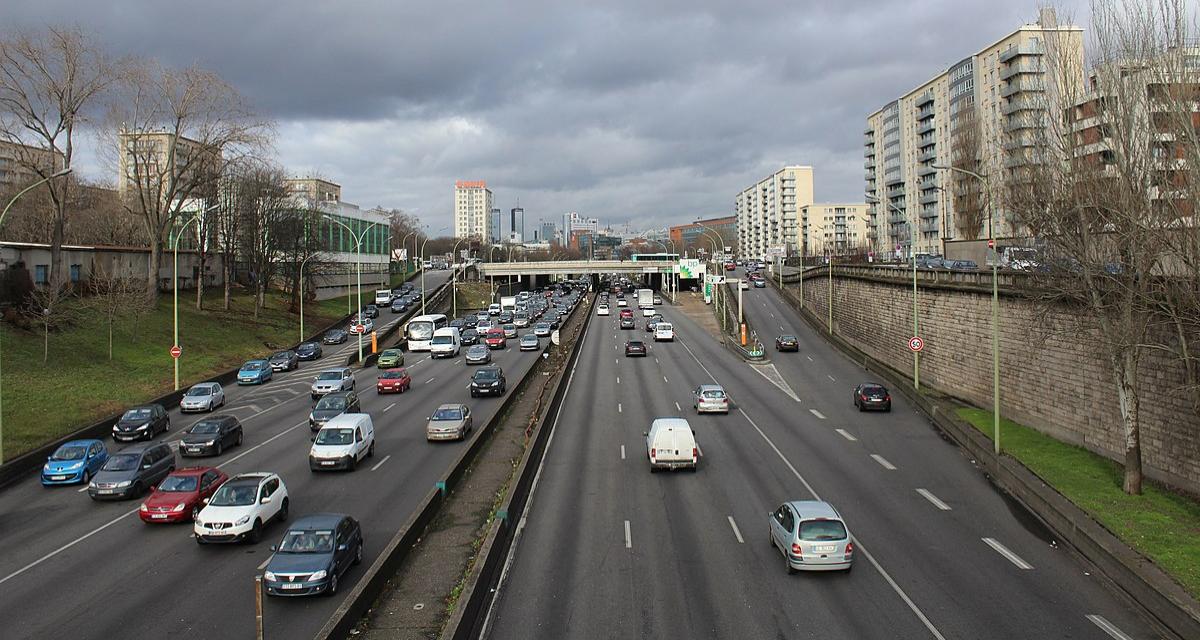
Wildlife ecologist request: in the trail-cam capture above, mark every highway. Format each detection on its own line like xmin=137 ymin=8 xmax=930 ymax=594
xmin=483 ymin=275 xmax=1158 ymax=639
xmin=0 ymin=270 xmax=577 ymax=639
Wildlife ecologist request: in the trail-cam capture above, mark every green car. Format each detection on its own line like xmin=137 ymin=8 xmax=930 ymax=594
xmin=377 ymin=348 xmax=405 ymax=369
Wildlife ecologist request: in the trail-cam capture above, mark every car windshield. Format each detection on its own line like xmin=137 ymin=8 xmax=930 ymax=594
xmin=103 ymin=453 xmax=140 ymax=471
xmin=433 ymin=408 xmax=464 ymax=420
xmin=488 ymin=330 xmax=504 ymax=337
xmin=382 ymin=350 xmax=400 ymax=358
xmin=278 ymin=529 xmax=335 ymax=553
xmin=380 ymin=370 xmax=407 ymax=379
xmin=316 ymin=396 xmax=347 ymax=411
xmin=327 ymin=331 xmax=344 ymax=338
xmin=242 ymin=362 xmax=264 ymax=371
xmin=701 ymin=390 xmax=726 ymax=399
xmin=628 ymin=342 xmax=643 ymax=348
xmin=799 ymin=519 xmax=848 ymax=541
xmin=474 ymin=370 xmax=500 ymax=381
xmin=658 ymin=324 xmax=673 ymax=330
xmin=536 ymin=324 xmax=549 ymax=329
xmin=158 ymin=475 xmax=198 ymax=492
xmin=432 ymin=336 xmax=452 ymax=344
xmin=272 ymin=352 xmax=291 ymax=360
xmin=299 ymin=343 xmax=316 ymax=351
xmin=315 ymin=428 xmax=354 ymax=445
xmin=189 ymin=421 xmax=222 ymax=434
xmin=122 ymin=408 xmax=152 ymax=420
xmin=863 ymin=386 xmax=886 ymax=396
xmin=186 ymin=386 xmax=212 ymax=396
xmin=317 ymin=371 xmax=343 ymax=381
xmin=408 ymin=321 xmax=435 ymax=340
xmin=780 ymin=336 xmax=796 ymax=342
xmin=209 ymin=483 xmax=259 ymax=506
xmin=50 ymin=444 xmax=88 ymax=461
xmin=522 ymin=335 xmax=536 ymax=341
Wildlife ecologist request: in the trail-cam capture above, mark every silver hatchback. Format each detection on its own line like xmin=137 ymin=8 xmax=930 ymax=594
xmin=426 ymin=404 xmax=472 ymax=441
xmin=768 ymin=500 xmax=854 ymax=572
xmin=692 ymin=384 xmax=729 ymax=414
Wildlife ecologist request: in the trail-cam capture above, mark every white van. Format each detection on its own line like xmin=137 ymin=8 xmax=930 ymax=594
xmin=375 ymin=289 xmax=393 ymax=306
xmin=488 ymin=303 xmax=502 ymax=316
xmin=309 ymin=413 xmax=375 ymax=471
xmin=430 ymin=327 xmax=461 ymax=358
xmin=646 ymin=418 xmax=699 ymax=472
xmin=654 ymin=322 xmax=675 ymax=342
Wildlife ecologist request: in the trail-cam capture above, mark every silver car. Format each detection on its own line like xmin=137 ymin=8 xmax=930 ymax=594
xmin=692 ymin=384 xmax=729 ymax=414
xmin=426 ymin=403 xmax=472 ymax=441
xmin=311 ymin=368 xmax=355 ymax=399
xmin=519 ymin=334 xmax=540 ymax=351
xmin=180 ymin=382 xmax=226 ymax=413
xmin=768 ymin=500 xmax=854 ymax=573
xmin=465 ymin=344 xmax=491 ymax=365
xmin=533 ymin=322 xmax=552 ymax=337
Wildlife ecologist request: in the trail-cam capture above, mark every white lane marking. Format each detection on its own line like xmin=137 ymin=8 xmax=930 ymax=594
xmin=425 ymin=377 xmax=436 ymax=384
xmin=624 ymin=520 xmax=632 ymax=549
xmin=916 ymin=489 xmax=951 ymax=511
xmin=663 ymin=376 xmax=669 ymax=383
xmin=809 ymin=409 xmax=826 ymax=420
xmin=747 ymin=363 xmax=802 ymax=403
xmin=383 ymin=403 xmax=396 ymax=413
xmin=618 ymin=403 xmax=622 ymax=413
xmin=620 ymin=445 xmax=626 ymax=460
xmin=827 ymin=374 xmax=836 ymax=382
xmin=616 ymin=359 xmax=619 ymax=364
xmin=1086 ymin=615 xmax=1134 ymax=640
xmin=655 ymin=358 xmax=659 ymax=364
xmin=675 ymin=401 xmax=682 ymax=412
xmin=616 ymin=376 xmax=620 ymax=384
xmin=982 ymin=537 xmax=1034 ymax=570
xmin=370 ymin=454 xmax=392 ymax=471
xmin=257 ymin=555 xmax=274 ymax=571
xmin=780 ymin=324 xmax=785 ymax=331
xmin=727 ymin=516 xmax=744 ymax=544
xmin=871 ymin=454 xmax=897 ymax=470
xmin=806 ymin=355 xmax=813 ymax=362
xmin=835 ymin=428 xmax=857 ymax=441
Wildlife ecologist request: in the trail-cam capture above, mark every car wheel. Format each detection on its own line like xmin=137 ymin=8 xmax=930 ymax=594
xmin=327 ymin=572 xmax=339 ymax=596
xmin=353 ymin=541 xmax=363 ymax=565
xmin=196 ymin=535 xmax=206 ymax=545
xmin=278 ymin=498 xmax=289 ymax=522
xmin=190 ymin=505 xmax=200 ymax=521
xmin=236 ymin=431 xmax=244 ymax=446
xmin=215 ymin=442 xmax=223 ymax=456
xmin=785 ymin=554 xmax=797 ymax=575
xmin=164 ymin=419 xmax=170 ymax=433
xmin=80 ymin=470 xmax=90 ymax=485
xmin=367 ymin=441 xmax=375 ymax=457
xmin=249 ymin=519 xmax=263 ymax=543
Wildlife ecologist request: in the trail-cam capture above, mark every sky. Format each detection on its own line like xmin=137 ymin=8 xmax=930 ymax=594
xmin=6 ymin=0 xmax=1088 ymax=234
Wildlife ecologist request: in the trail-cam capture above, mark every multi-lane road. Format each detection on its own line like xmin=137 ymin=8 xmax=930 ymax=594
xmin=483 ymin=272 xmax=1158 ymax=639
xmin=0 ymin=270 xmax=577 ymax=639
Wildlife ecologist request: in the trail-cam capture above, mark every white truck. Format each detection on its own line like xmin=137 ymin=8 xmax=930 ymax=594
xmin=637 ymin=289 xmax=654 ymax=309
xmin=500 ymin=296 xmax=517 ymax=313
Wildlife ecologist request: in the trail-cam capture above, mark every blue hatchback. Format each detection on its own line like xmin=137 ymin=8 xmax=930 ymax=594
xmin=41 ymin=439 xmax=108 ymax=486
xmin=238 ymin=360 xmax=273 ymax=385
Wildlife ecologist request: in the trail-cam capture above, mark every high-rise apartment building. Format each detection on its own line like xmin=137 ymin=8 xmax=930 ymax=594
xmin=800 ymin=204 xmax=870 ymax=256
xmin=286 ymin=177 xmax=341 ymax=204
xmin=734 ymin=166 xmax=814 ymax=260
xmin=0 ymin=140 xmax=65 ymax=188
xmin=118 ymin=131 xmax=221 ymax=201
xmin=454 ymin=180 xmax=493 ymax=241
xmin=864 ymin=9 xmax=1083 ymax=257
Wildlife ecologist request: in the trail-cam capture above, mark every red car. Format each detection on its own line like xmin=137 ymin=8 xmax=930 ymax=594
xmin=484 ymin=327 xmax=507 ymax=349
xmin=724 ymin=262 xmax=735 ymax=271
xmin=619 ymin=308 xmax=634 ymax=319
xmin=377 ymin=368 xmax=412 ymax=393
xmin=139 ymin=466 xmax=227 ymax=524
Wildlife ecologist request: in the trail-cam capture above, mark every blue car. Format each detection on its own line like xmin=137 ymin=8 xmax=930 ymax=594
xmin=237 ymin=360 xmax=273 ymax=385
xmin=263 ymin=513 xmax=364 ymax=597
xmin=41 ymin=439 xmax=108 ymax=486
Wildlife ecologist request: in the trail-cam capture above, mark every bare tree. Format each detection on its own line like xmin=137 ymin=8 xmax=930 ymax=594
xmin=86 ymin=265 xmax=150 ymax=360
xmin=0 ymin=26 xmax=116 ymax=287
xmin=105 ymin=59 xmax=269 ymax=295
xmin=237 ymin=164 xmax=292 ymax=318
xmin=24 ymin=283 xmax=75 ymax=363
xmin=950 ymin=103 xmax=987 ymax=240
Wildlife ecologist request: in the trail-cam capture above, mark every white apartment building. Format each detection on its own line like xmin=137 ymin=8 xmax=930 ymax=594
xmin=801 ymin=204 xmax=870 ymax=256
xmin=563 ymin=211 xmax=600 ymax=235
xmin=454 ymin=180 xmax=493 ymax=241
xmin=734 ymin=165 xmax=814 ymax=260
xmin=864 ymin=9 xmax=1083 ymax=257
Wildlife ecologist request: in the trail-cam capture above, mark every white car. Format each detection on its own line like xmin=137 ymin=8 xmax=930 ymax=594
xmin=374 ymin=289 xmax=393 ymax=306
xmin=311 ymin=368 xmax=355 ymax=399
xmin=194 ymin=472 xmax=289 ymax=544
xmin=309 ymin=414 xmax=375 ymax=471
xmin=597 ymin=304 xmax=610 ymax=316
xmin=646 ymin=418 xmax=699 ymax=472
xmin=353 ymin=316 xmax=375 ymax=333
xmin=617 ymin=299 xmax=628 ymax=307
xmin=642 ymin=307 xmax=656 ymax=318
xmin=655 ymin=322 xmax=675 ymax=342
xmin=179 ymin=382 xmax=225 ymax=413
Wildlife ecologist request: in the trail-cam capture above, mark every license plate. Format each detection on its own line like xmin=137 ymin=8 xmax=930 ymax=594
xmin=321 ymin=461 xmax=335 ymax=466
xmin=280 ymin=583 xmax=303 ymax=589
xmin=187 ymin=447 xmax=201 ymax=452
xmin=97 ymin=489 xmax=113 ymax=495
xmin=151 ymin=514 xmax=168 ymax=519
xmin=51 ymin=475 xmax=67 ymax=480
xmin=814 ymin=545 xmax=836 ymax=553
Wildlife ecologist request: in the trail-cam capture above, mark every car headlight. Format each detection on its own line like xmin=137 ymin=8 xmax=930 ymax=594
xmin=139 ymin=503 xmax=149 ymax=512
xmin=204 ymin=440 xmax=215 ymax=446
xmin=43 ymin=463 xmax=51 ymax=471
xmin=173 ymin=502 xmax=187 ymax=512
xmin=235 ymin=515 xmax=251 ymax=526
xmin=89 ymin=481 xmax=98 ymax=488
xmin=115 ymin=481 xmax=132 ymax=488
xmin=264 ymin=571 xmax=277 ymax=581
xmin=135 ymin=424 xmax=148 ymax=430
xmin=309 ymin=569 xmax=327 ymax=581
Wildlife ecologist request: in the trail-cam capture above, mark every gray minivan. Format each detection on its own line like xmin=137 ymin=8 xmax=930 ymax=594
xmin=87 ymin=442 xmax=176 ymax=500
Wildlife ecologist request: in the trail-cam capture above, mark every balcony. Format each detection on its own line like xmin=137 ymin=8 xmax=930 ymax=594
xmin=917 ymin=147 xmax=937 ymax=162
xmin=999 ymin=42 xmax=1044 ymax=63
xmin=1001 ymin=78 xmax=1045 ymax=99
xmin=865 ymin=171 xmax=877 ymax=182
xmin=1000 ymin=61 xmax=1041 ymax=80
xmin=917 ymin=120 xmax=936 ymax=135
xmin=919 ymin=191 xmax=940 ymax=206
xmin=888 ymin=210 xmax=907 ymax=225
xmin=919 ymin=220 xmax=941 ymax=233
xmin=1004 ymin=114 xmax=1047 ymax=133
xmin=1002 ymin=96 xmax=1041 ymax=115
xmin=916 ymin=91 xmax=934 ymax=107
xmin=885 ymin=174 xmax=904 ymax=187
xmin=918 ymin=163 xmax=938 ymax=177
xmin=864 ymin=158 xmax=876 ymax=170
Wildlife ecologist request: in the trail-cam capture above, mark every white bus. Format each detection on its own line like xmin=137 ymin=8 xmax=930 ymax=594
xmin=405 ymin=314 xmax=449 ymax=351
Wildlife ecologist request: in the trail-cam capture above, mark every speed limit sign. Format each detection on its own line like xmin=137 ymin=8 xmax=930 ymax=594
xmin=908 ymin=336 xmax=924 ymax=352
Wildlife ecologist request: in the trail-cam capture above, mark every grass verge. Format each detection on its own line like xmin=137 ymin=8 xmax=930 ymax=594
xmin=454 ymin=282 xmax=492 ymax=315
xmin=957 ymin=407 xmax=1200 ymax=600
xmin=2 ymin=289 xmax=345 ymax=460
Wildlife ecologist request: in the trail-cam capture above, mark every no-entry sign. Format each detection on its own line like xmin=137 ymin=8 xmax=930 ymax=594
xmin=350 ymin=324 xmax=366 ymax=334
xmin=908 ymin=336 xmax=924 ymax=352
xmin=170 ymin=345 xmax=182 ymax=359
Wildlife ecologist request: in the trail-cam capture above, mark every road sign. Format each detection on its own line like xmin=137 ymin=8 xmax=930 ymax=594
xmin=169 ymin=345 xmax=182 ymax=359
xmin=987 ymin=239 xmax=995 ymax=249
xmin=908 ymin=336 xmax=924 ymax=352
xmin=350 ymin=324 xmax=366 ymax=334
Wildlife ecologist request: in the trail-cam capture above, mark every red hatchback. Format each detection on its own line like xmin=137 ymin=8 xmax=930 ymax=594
xmin=619 ymin=308 xmax=634 ymax=319
xmin=484 ymin=328 xmax=507 ymax=349
xmin=139 ymin=466 xmax=227 ymax=524
xmin=377 ymin=368 xmax=412 ymax=393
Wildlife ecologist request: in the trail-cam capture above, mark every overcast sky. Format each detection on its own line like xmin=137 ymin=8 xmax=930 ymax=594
xmin=8 ymin=0 xmax=1087 ymax=233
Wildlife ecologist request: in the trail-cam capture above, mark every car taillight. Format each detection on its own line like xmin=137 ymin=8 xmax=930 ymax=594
xmin=861 ymin=394 xmax=869 ymax=401
xmin=650 ymin=448 xmax=656 ymax=458
xmin=692 ymin=447 xmax=699 ymax=460
xmin=844 ymin=541 xmax=854 ymax=557
xmin=884 ymin=395 xmax=891 ymax=402
xmin=791 ymin=542 xmax=803 ymax=557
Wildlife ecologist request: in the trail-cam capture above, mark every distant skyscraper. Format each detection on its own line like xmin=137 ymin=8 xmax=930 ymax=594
xmin=490 ymin=208 xmax=502 ymax=243
xmin=540 ymin=220 xmax=557 ymax=245
xmin=511 ymin=207 xmax=524 ymax=241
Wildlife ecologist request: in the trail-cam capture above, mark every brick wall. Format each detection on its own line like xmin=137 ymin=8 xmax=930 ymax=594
xmin=786 ymin=267 xmax=1200 ymax=495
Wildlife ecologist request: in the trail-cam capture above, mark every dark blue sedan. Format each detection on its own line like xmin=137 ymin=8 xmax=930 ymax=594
xmin=41 ymin=439 xmax=108 ymax=486
xmin=263 ymin=513 xmax=363 ymax=597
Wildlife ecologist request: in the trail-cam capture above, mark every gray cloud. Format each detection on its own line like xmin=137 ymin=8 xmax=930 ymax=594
xmin=7 ymin=0 xmax=1087 ymax=232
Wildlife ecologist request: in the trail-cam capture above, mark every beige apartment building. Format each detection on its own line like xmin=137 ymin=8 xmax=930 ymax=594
xmin=735 ymin=165 xmax=814 ymax=260
xmin=0 ymin=139 xmax=65 ymax=189
xmin=865 ymin=9 xmax=1083 ymax=258
xmin=454 ymin=180 xmax=493 ymax=241
xmin=801 ymin=203 xmax=870 ymax=256
xmin=118 ymin=131 xmax=221 ymax=199
xmin=286 ymin=177 xmax=341 ymax=204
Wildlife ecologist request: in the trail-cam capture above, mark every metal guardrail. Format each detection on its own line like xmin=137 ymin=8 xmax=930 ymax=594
xmin=780 ymin=264 xmax=1030 ymax=291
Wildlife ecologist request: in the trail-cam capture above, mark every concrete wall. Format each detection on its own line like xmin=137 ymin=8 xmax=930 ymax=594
xmin=1 ymin=242 xmax=223 ymax=291
xmin=790 ymin=267 xmax=1200 ymax=495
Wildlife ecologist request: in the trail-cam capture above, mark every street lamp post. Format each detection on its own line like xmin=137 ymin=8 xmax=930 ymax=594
xmin=868 ymin=195 xmax=920 ymax=389
xmin=0 ymin=167 xmax=72 ymax=464
xmin=420 ymin=227 xmax=448 ymax=316
xmin=171 ymin=203 xmax=220 ymax=390
xmin=323 ymin=215 xmax=382 ymax=363
xmin=934 ymin=163 xmax=999 ymax=455
xmin=298 ymin=251 xmax=318 ymax=343
xmin=400 ymin=231 xmax=415 ymax=275
xmin=450 ymin=238 xmax=466 ymax=318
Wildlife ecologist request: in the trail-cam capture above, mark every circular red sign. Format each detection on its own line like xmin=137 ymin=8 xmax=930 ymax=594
xmin=908 ymin=336 xmax=924 ymax=352
xmin=170 ymin=345 xmax=182 ymax=359
xmin=987 ymin=239 xmax=995 ymax=249
xmin=350 ymin=324 xmax=365 ymax=334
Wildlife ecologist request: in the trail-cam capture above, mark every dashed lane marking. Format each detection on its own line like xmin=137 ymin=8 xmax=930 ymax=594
xmin=809 ymin=409 xmax=826 ymax=420
xmin=620 ymin=445 xmax=626 ymax=460
xmin=916 ymin=489 xmax=951 ymax=511
xmin=727 ymin=516 xmax=744 ymax=544
xmin=871 ymin=454 xmax=897 ymax=470
xmin=835 ymin=428 xmax=857 ymax=441
xmin=383 ymin=403 xmax=396 ymax=413
xmin=624 ymin=520 xmax=632 ymax=549
xmin=370 ymin=454 xmax=392 ymax=471
xmin=982 ymin=537 xmax=1034 ymax=570
xmin=1085 ymin=615 xmax=1133 ymax=640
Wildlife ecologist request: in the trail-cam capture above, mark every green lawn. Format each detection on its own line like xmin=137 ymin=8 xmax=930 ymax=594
xmin=1 ymin=290 xmax=346 ymax=460
xmin=454 ymin=283 xmax=493 ymax=316
xmin=957 ymin=408 xmax=1200 ymax=599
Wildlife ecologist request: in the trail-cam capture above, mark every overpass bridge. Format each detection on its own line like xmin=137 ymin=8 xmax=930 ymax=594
xmin=475 ymin=259 xmax=677 ymax=277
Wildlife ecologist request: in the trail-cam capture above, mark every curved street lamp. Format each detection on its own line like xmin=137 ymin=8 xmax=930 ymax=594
xmin=171 ymin=202 xmax=221 ymax=390
xmin=323 ymin=214 xmax=384 ymax=363
xmin=450 ymin=238 xmax=466 ymax=318
xmin=420 ymin=226 xmax=448 ymax=316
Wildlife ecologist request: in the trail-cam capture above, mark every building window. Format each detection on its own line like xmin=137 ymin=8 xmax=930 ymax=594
xmin=70 ymin=264 xmax=81 ymax=282
xmin=35 ymin=264 xmax=48 ymax=285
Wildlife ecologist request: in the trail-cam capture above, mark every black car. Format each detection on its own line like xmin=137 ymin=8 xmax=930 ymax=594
xmin=296 ymin=342 xmax=323 ymax=361
xmin=323 ymin=329 xmax=348 ymax=345
xmin=461 ymin=328 xmax=479 ymax=346
xmin=269 ymin=350 xmax=299 ymax=372
xmin=263 ymin=513 xmax=364 ymax=597
xmin=180 ymin=415 xmax=244 ymax=456
xmin=309 ymin=391 xmax=361 ymax=431
xmin=775 ymin=335 xmax=799 ymax=352
xmin=362 ymin=304 xmax=379 ymax=319
xmin=498 ymin=312 xmax=514 ymax=324
xmin=113 ymin=404 xmax=170 ymax=442
xmin=470 ymin=367 xmax=506 ymax=398
xmin=854 ymin=383 xmax=892 ymax=412
xmin=463 ymin=316 xmax=479 ymax=329
xmin=625 ymin=341 xmax=648 ymax=357
xmin=449 ymin=318 xmax=465 ymax=329
xmin=390 ymin=299 xmax=408 ymax=313
xmin=88 ymin=442 xmax=175 ymax=500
